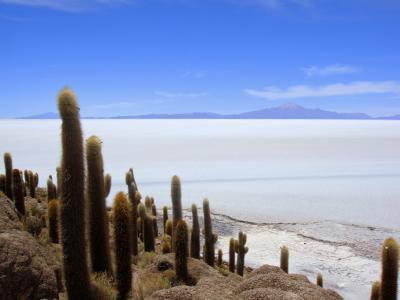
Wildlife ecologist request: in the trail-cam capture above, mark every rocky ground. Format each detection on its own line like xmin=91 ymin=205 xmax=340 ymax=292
xmin=0 ymin=191 xmax=343 ymax=299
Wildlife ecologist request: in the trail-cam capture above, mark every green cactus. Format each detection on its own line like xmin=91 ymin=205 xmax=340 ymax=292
xmin=163 ymin=206 xmax=168 ymax=233
xmin=12 ymin=169 xmax=25 ymax=215
xmin=0 ymin=174 xmax=5 ymax=194
xmin=48 ymin=199 xmax=59 ymax=243
xmin=280 ymin=245 xmax=289 ymax=274
xmin=229 ymin=238 xmax=235 ymax=273
xmin=139 ymin=203 xmax=155 ymax=252
xmin=380 ymin=238 xmax=398 ymax=300
xmin=190 ymin=204 xmax=200 ymax=259
xmin=28 ymin=170 xmax=36 ymax=198
xmin=126 ymin=170 xmax=139 ymax=256
xmin=161 ymin=234 xmax=172 ymax=254
xmin=47 ymin=176 xmax=57 ymax=202
xmin=58 ymin=87 xmax=92 ymax=299
xmin=217 ymin=249 xmax=223 ymax=267
xmin=113 ymin=192 xmax=132 ymax=300
xmin=128 ymin=167 xmax=137 ymax=191
xmin=175 ymin=220 xmax=189 ymax=284
xmin=203 ymin=198 xmax=217 ymax=267
xmin=56 ymin=166 xmax=61 ymax=198
xmin=145 ymin=196 xmax=152 ymax=213
xmin=370 ymin=281 xmax=380 ymax=300
xmin=152 ymin=203 xmax=158 ymax=237
xmin=104 ymin=173 xmax=111 ymax=198
xmin=4 ymin=152 xmax=13 ymax=200
xmin=235 ymin=231 xmax=248 ymax=276
xmin=171 ymin=175 xmax=182 ymax=251
xmin=34 ymin=172 xmax=39 ymax=188
xmin=86 ymin=135 xmax=113 ymax=276
xmin=317 ymin=273 xmax=323 ymax=287
xmin=165 ymin=219 xmax=173 ymax=237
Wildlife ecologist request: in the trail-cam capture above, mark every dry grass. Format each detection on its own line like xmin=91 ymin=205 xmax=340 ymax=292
xmin=132 ymin=271 xmax=172 ymax=300
xmin=91 ymin=272 xmax=117 ymax=300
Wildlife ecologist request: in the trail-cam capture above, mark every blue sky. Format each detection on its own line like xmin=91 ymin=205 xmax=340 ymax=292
xmin=1 ymin=0 xmax=400 ymax=117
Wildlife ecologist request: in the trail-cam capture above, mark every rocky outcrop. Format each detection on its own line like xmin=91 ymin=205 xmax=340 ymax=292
xmin=148 ymin=256 xmax=343 ymax=300
xmin=0 ymin=195 xmax=60 ymax=300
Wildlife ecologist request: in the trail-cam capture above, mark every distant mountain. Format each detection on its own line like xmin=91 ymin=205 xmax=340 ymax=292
xmin=17 ymin=104 xmax=400 ymax=120
xmin=20 ymin=112 xmax=59 ymax=119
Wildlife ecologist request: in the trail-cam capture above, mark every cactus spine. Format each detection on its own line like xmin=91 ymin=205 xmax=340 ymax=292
xmin=370 ymin=281 xmax=380 ymax=300
xmin=190 ymin=204 xmax=200 ymax=259
xmin=163 ymin=206 xmax=168 ymax=233
xmin=48 ymin=199 xmax=59 ymax=243
xmin=203 ymin=198 xmax=217 ymax=267
xmin=113 ymin=192 xmax=132 ymax=300
xmin=171 ymin=175 xmax=183 ymax=252
xmin=139 ymin=203 xmax=155 ymax=252
xmin=235 ymin=231 xmax=248 ymax=276
xmin=126 ymin=170 xmax=139 ymax=256
xmin=12 ymin=169 xmax=25 ymax=215
xmin=4 ymin=153 xmax=13 ymax=200
xmin=58 ymin=87 xmax=92 ymax=299
xmin=280 ymin=245 xmax=289 ymax=274
xmin=175 ymin=220 xmax=189 ymax=284
xmin=104 ymin=173 xmax=111 ymax=198
xmin=317 ymin=273 xmax=323 ymax=287
xmin=380 ymin=238 xmax=398 ymax=300
xmin=86 ymin=136 xmax=113 ymax=276
xmin=229 ymin=238 xmax=235 ymax=273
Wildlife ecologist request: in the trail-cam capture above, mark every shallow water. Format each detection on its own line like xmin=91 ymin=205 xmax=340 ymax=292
xmin=1 ymin=119 xmax=399 ymax=299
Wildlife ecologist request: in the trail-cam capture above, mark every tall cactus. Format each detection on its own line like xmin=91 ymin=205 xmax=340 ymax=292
xmin=217 ymin=249 xmax=223 ymax=267
xmin=171 ymin=175 xmax=182 ymax=251
xmin=86 ymin=135 xmax=113 ymax=276
xmin=0 ymin=174 xmax=5 ymax=194
xmin=165 ymin=219 xmax=173 ymax=237
xmin=152 ymin=203 xmax=158 ymax=237
xmin=370 ymin=281 xmax=380 ymax=300
xmin=190 ymin=204 xmax=200 ymax=259
xmin=203 ymin=198 xmax=217 ymax=267
xmin=280 ymin=245 xmax=289 ymax=274
xmin=139 ymin=203 xmax=155 ymax=252
xmin=48 ymin=199 xmax=59 ymax=243
xmin=235 ymin=231 xmax=248 ymax=276
xmin=28 ymin=171 xmax=36 ymax=198
xmin=229 ymin=238 xmax=235 ymax=273
xmin=126 ymin=170 xmax=139 ymax=256
xmin=175 ymin=220 xmax=189 ymax=284
xmin=12 ymin=169 xmax=25 ymax=215
xmin=47 ymin=176 xmax=57 ymax=202
xmin=163 ymin=206 xmax=168 ymax=233
xmin=104 ymin=173 xmax=111 ymax=198
xmin=380 ymin=238 xmax=398 ymax=300
xmin=56 ymin=166 xmax=61 ymax=198
xmin=58 ymin=87 xmax=92 ymax=299
xmin=4 ymin=152 xmax=13 ymax=200
xmin=113 ymin=192 xmax=132 ymax=300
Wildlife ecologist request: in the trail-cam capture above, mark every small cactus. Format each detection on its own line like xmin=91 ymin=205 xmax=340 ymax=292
xmin=203 ymin=198 xmax=217 ymax=267
xmin=161 ymin=234 xmax=172 ymax=254
xmin=48 ymin=199 xmax=59 ymax=243
xmin=380 ymin=238 xmax=398 ymax=300
xmin=139 ymin=203 xmax=155 ymax=252
xmin=104 ymin=173 xmax=111 ymax=198
xmin=175 ymin=220 xmax=189 ymax=284
xmin=113 ymin=192 xmax=132 ymax=300
xmin=280 ymin=245 xmax=289 ymax=274
xmin=165 ymin=219 xmax=173 ymax=237
xmin=4 ymin=152 xmax=13 ymax=200
xmin=190 ymin=204 xmax=200 ymax=259
xmin=317 ymin=273 xmax=323 ymax=287
xmin=171 ymin=175 xmax=182 ymax=251
xmin=58 ymin=87 xmax=91 ymax=299
xmin=235 ymin=231 xmax=248 ymax=276
xmin=0 ymin=174 xmax=5 ymax=193
xmin=163 ymin=206 xmax=168 ymax=233
xmin=217 ymin=249 xmax=223 ymax=267
xmin=12 ymin=169 xmax=25 ymax=215
xmin=86 ymin=135 xmax=113 ymax=276
xmin=229 ymin=238 xmax=235 ymax=273
xmin=370 ymin=281 xmax=380 ymax=300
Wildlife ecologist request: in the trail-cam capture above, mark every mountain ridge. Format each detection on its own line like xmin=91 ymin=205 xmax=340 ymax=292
xmin=16 ymin=103 xmax=400 ymax=120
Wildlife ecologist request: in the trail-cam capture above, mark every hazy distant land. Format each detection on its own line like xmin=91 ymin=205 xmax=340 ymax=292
xmin=18 ymin=103 xmax=400 ymax=120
